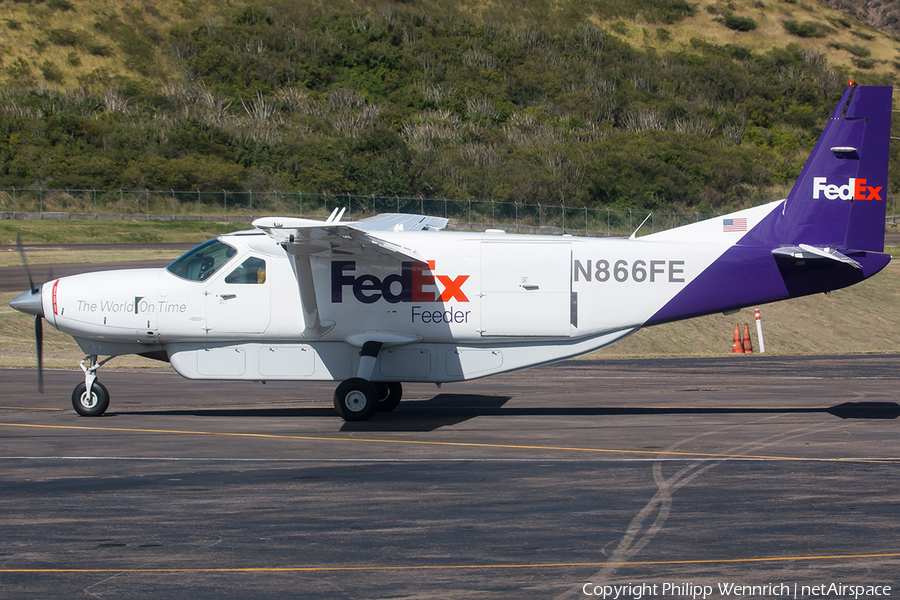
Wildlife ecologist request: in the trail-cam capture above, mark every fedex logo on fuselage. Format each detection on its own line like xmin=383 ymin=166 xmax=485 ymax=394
xmin=331 ymin=260 xmax=469 ymax=304
xmin=812 ymin=177 xmax=882 ymax=201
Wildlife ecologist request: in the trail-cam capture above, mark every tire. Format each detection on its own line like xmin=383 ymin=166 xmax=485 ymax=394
xmin=72 ymin=381 xmax=110 ymax=417
xmin=375 ymin=382 xmax=403 ymax=412
xmin=333 ymin=378 xmax=379 ymax=421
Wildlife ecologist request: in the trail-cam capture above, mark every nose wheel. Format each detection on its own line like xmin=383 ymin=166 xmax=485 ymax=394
xmin=72 ymin=381 xmax=110 ymax=417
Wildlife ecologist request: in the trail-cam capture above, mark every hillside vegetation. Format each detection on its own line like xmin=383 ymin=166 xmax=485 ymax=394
xmin=0 ymin=0 xmax=899 ymax=214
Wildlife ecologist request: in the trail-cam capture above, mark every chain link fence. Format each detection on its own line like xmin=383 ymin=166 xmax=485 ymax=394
xmin=0 ymin=187 xmax=753 ymax=237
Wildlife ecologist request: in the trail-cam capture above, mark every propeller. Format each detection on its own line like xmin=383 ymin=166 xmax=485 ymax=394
xmin=35 ymin=313 xmax=43 ymax=394
xmin=13 ymin=232 xmax=44 ymax=394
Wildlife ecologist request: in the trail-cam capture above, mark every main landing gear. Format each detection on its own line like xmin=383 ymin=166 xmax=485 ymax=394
xmin=332 ymin=341 xmax=404 ymax=421
xmin=72 ymin=355 xmax=113 ymax=417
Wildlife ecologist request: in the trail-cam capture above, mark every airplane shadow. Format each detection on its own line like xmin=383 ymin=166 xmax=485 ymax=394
xmin=115 ymin=396 xmax=900 ymax=432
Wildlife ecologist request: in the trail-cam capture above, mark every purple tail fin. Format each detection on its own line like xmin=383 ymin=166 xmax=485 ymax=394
xmin=781 ymin=84 xmax=892 ymax=252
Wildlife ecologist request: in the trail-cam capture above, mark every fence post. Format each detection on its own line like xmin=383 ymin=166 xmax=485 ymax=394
xmin=538 ymin=203 xmax=542 ymax=229
xmin=348 ymin=193 xmax=352 ymax=218
xmin=515 ymin=202 xmax=518 ymax=231
xmin=492 ymin=200 xmax=495 ymax=227
xmin=39 ymin=187 xmax=43 ymax=214
xmin=65 ymin=187 xmax=69 ymax=215
xmin=276 ymin=190 xmax=279 ymax=216
xmin=12 ymin=186 xmax=15 ymax=214
xmin=420 ymin=196 xmax=424 ymax=215
xmin=223 ymin=189 xmax=227 ymax=221
xmin=92 ymin=188 xmax=96 ymax=216
xmin=249 ymin=190 xmax=253 ymax=218
xmin=197 ymin=189 xmax=201 ymax=218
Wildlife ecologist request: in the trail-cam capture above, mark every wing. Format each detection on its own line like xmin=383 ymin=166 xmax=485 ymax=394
xmin=252 ymin=212 xmax=448 ymax=261
xmin=252 ymin=212 xmax=448 ymax=338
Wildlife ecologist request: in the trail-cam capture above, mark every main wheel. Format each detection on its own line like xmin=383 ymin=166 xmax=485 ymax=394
xmin=72 ymin=381 xmax=110 ymax=417
xmin=333 ymin=378 xmax=379 ymax=421
xmin=375 ymin=382 xmax=403 ymax=412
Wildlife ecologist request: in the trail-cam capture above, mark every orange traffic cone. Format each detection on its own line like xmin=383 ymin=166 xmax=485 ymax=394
xmin=732 ymin=324 xmax=744 ymax=353
xmin=742 ymin=324 xmax=753 ymax=353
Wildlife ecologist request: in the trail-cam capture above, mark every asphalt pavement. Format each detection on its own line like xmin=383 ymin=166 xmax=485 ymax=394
xmin=0 ymin=355 xmax=897 ymax=598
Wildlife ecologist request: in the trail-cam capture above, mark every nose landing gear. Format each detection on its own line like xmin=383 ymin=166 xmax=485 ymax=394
xmin=73 ymin=355 xmax=113 ymax=417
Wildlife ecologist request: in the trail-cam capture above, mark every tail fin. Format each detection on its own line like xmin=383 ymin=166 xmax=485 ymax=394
xmin=781 ymin=84 xmax=892 ymax=252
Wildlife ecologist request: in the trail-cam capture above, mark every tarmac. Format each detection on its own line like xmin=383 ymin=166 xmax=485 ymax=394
xmin=1 ymin=355 xmax=898 ymax=598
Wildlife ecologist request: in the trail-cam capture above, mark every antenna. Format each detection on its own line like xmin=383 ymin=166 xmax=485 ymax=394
xmin=629 ymin=213 xmax=652 ymax=239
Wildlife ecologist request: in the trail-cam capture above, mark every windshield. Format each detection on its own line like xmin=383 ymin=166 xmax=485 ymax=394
xmin=166 ymin=239 xmax=237 ymax=281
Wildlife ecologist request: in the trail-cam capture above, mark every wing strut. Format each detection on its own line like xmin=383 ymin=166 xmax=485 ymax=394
xmin=284 ymin=246 xmax=335 ymax=338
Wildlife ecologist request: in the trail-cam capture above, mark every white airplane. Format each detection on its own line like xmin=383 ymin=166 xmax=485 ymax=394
xmin=9 ymin=84 xmax=893 ymax=421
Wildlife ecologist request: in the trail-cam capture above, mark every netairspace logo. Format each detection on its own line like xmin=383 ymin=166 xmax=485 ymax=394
xmin=581 ymin=582 xmax=892 ymax=599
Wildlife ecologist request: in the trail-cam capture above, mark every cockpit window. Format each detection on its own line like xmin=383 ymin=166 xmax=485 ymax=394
xmin=166 ymin=239 xmax=237 ymax=281
xmin=225 ymin=257 xmax=267 ymax=284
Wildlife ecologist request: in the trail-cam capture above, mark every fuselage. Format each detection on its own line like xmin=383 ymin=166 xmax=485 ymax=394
xmin=28 ymin=197 xmax=890 ymax=385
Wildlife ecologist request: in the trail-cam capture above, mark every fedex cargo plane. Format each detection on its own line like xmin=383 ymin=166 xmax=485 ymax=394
xmin=10 ymin=84 xmax=894 ymax=421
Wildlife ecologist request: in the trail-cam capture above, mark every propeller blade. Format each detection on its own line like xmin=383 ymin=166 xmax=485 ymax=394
xmin=16 ymin=231 xmax=36 ymax=293
xmin=35 ymin=316 xmax=44 ymax=394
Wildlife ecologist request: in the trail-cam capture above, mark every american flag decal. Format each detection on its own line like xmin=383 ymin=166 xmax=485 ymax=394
xmin=723 ymin=218 xmax=747 ymax=232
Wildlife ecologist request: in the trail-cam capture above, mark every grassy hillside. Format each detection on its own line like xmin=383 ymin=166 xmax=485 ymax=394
xmin=1 ymin=0 xmax=899 ymax=213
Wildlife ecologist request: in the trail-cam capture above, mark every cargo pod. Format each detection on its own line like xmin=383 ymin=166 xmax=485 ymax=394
xmin=479 ymin=242 xmax=571 ymax=337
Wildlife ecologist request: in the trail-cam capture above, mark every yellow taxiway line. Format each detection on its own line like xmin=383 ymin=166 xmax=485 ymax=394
xmin=1 ymin=421 xmax=898 ymax=463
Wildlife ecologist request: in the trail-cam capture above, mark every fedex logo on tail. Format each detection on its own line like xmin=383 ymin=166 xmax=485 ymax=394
xmin=812 ymin=177 xmax=882 ymax=201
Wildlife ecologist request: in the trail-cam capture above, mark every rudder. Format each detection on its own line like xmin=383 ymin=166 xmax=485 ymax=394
xmin=781 ymin=84 xmax=892 ymax=252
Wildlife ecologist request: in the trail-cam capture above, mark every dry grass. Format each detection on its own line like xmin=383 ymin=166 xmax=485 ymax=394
xmin=0 ymin=0 xmax=240 ymax=89
xmin=0 ymin=248 xmax=182 ymax=267
xmin=601 ymin=0 xmax=899 ymax=77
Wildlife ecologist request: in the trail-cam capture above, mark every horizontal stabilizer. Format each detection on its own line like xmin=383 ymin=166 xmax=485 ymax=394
xmin=771 ymin=244 xmax=862 ymax=269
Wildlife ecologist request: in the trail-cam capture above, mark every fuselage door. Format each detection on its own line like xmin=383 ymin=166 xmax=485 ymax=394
xmin=205 ymin=255 xmax=272 ymax=336
xmin=480 ymin=242 xmax=571 ymax=337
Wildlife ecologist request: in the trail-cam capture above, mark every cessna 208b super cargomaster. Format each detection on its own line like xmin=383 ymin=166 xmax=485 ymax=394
xmin=9 ymin=84 xmax=894 ymax=421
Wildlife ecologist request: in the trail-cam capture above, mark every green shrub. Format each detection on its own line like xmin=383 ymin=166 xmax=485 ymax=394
xmin=721 ymin=15 xmax=757 ymax=32
xmin=87 ymin=44 xmax=114 ymax=57
xmin=782 ymin=20 xmax=831 ymax=38
xmin=828 ymin=42 xmax=871 ymax=58
xmin=47 ymin=0 xmax=74 ymax=11
xmin=849 ymin=30 xmax=876 ymax=41
xmin=47 ymin=29 xmax=82 ymax=47
xmin=40 ymin=60 xmax=64 ymax=83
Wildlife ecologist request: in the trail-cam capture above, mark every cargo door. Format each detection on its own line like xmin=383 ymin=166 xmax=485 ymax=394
xmin=479 ymin=242 xmax=571 ymax=337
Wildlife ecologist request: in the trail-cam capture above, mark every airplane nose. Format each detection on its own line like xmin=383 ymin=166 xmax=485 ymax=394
xmin=9 ymin=286 xmax=44 ymax=318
